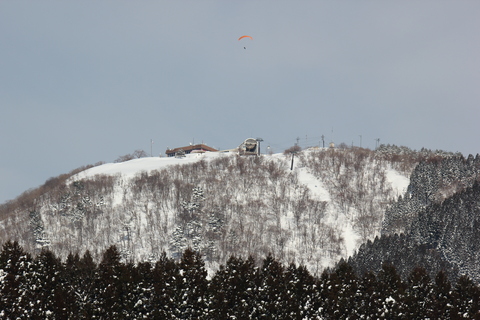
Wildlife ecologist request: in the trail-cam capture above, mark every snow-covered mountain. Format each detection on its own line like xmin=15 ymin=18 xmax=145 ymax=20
xmin=2 ymin=144 xmax=480 ymax=320
xmin=0 ymin=147 xmax=413 ymax=276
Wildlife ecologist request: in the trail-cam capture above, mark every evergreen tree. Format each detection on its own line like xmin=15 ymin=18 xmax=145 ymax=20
xmin=284 ymin=263 xmax=319 ymax=319
xmin=318 ymin=268 xmax=337 ymax=318
xmin=76 ymin=250 xmax=97 ymax=318
xmin=29 ymin=249 xmax=68 ymax=319
xmin=121 ymin=262 xmax=138 ymax=318
xmin=94 ymin=245 xmax=132 ymax=319
xmin=335 ymin=259 xmax=360 ymax=319
xmin=209 ymin=255 xmax=259 ymax=319
xmin=151 ymin=252 xmax=180 ymax=319
xmin=376 ymin=262 xmax=406 ymax=319
xmin=175 ymin=248 xmax=209 ymax=319
xmin=0 ymin=241 xmax=34 ymax=319
xmin=431 ymin=270 xmax=452 ymax=319
xmin=356 ymin=270 xmax=382 ymax=319
xmin=451 ymin=275 xmax=480 ymax=319
xmin=63 ymin=253 xmax=83 ymax=318
xmin=404 ymin=266 xmax=434 ymax=318
xmin=319 ymin=259 xmax=360 ymax=319
xmin=130 ymin=261 xmax=153 ymax=318
xmin=254 ymin=254 xmax=289 ymax=319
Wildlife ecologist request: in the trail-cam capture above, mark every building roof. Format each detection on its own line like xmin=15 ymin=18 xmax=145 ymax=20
xmin=165 ymin=144 xmax=218 ymax=155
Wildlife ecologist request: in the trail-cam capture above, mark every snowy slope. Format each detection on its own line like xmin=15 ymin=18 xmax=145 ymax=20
xmin=3 ymin=148 xmax=412 ymax=276
xmin=73 ymin=152 xmax=220 ymax=180
xmin=75 ymin=152 xmax=407 ymax=198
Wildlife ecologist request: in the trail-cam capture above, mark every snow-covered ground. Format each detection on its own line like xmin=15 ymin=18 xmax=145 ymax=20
xmin=74 ymin=151 xmax=409 ymax=199
xmin=59 ymin=149 xmax=412 ymax=274
xmin=386 ymin=168 xmax=410 ymax=196
xmin=297 ymin=168 xmax=331 ymax=202
xmin=73 ymin=152 xmax=221 ymax=180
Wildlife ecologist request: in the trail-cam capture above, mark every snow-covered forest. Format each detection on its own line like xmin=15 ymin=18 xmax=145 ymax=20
xmin=0 ymin=146 xmax=414 ymax=275
xmin=1 ymin=144 xmax=480 ymax=318
xmin=1 ymin=241 xmax=479 ymax=319
xmin=351 ymin=154 xmax=480 ymax=283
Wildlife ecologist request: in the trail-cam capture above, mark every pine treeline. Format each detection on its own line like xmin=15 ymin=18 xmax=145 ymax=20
xmin=382 ymin=154 xmax=480 ymax=236
xmin=352 ymin=156 xmax=480 ymax=283
xmin=1 ymin=241 xmax=479 ymax=319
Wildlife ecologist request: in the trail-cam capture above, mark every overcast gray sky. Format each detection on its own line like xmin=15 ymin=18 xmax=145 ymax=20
xmin=1 ymin=1 xmax=479 ymax=204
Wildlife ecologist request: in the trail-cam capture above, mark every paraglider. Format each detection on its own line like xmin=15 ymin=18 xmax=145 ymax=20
xmin=238 ymin=35 xmax=253 ymax=41
xmin=238 ymin=35 xmax=253 ymax=49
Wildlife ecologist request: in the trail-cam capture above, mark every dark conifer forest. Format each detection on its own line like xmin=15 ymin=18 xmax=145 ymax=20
xmin=1 ymin=241 xmax=479 ymax=319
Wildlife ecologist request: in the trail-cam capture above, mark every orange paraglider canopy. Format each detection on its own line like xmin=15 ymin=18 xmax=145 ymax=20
xmin=238 ymin=35 xmax=253 ymax=40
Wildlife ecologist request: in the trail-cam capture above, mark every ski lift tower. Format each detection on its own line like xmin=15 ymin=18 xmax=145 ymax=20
xmin=256 ymin=138 xmax=263 ymax=155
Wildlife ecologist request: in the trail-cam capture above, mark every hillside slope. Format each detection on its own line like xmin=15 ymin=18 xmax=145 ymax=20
xmin=350 ymin=154 xmax=480 ymax=283
xmin=0 ymin=147 xmax=411 ymax=275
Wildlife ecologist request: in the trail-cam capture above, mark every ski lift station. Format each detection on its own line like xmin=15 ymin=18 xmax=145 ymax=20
xmin=165 ymin=144 xmax=218 ymax=157
xmin=165 ymin=138 xmax=261 ymax=157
